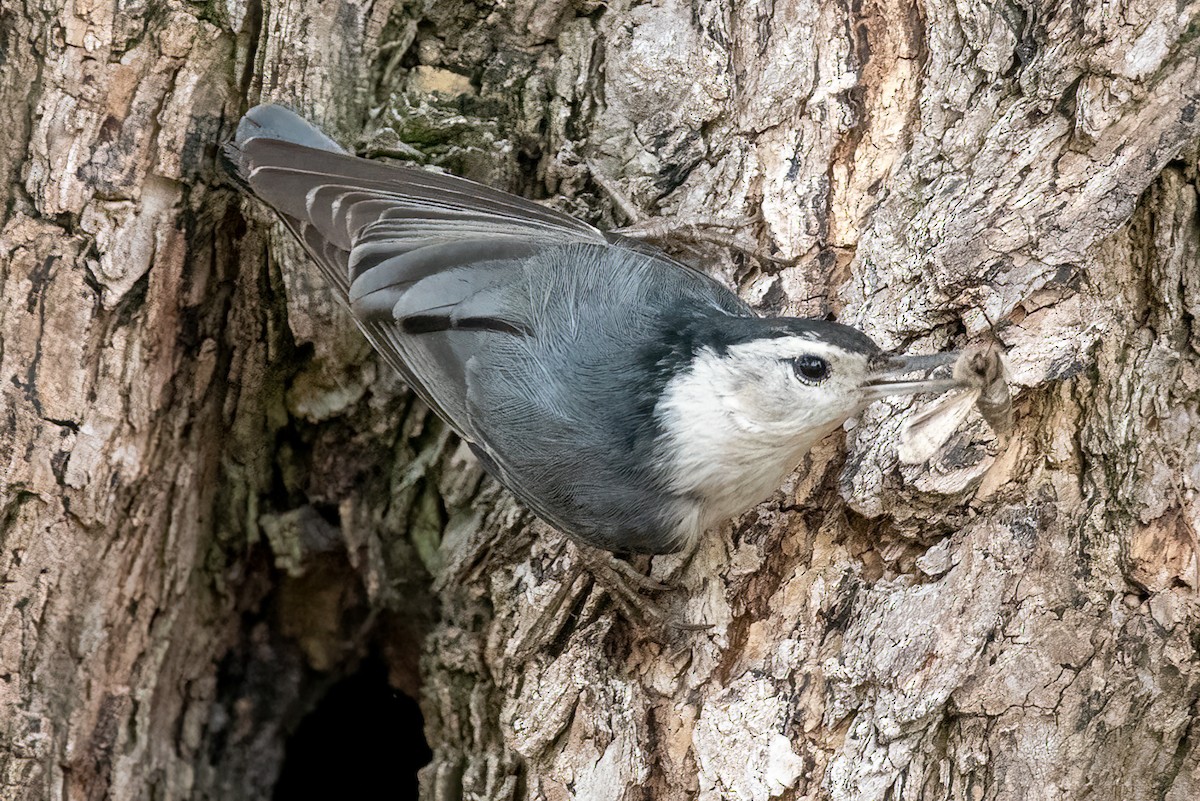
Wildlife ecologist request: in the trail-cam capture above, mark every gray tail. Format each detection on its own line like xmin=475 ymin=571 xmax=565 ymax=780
xmin=222 ymin=104 xmax=346 ymax=183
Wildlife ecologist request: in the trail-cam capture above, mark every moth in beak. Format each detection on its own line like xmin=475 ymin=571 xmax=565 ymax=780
xmin=895 ymin=344 xmax=1013 ymax=464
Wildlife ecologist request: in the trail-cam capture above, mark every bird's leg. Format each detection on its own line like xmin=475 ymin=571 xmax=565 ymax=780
xmin=573 ymin=546 xmax=669 ymax=593
xmin=642 ymin=530 xmax=707 ymax=587
xmin=586 ymin=164 xmax=648 ymax=226
xmin=615 ymin=217 xmax=793 ymax=266
xmin=508 ymin=544 xmax=709 ymax=661
xmin=586 ymin=161 xmax=791 ymax=265
xmin=569 ymin=544 xmax=711 ymax=632
xmin=522 ymin=540 xmax=707 ymax=643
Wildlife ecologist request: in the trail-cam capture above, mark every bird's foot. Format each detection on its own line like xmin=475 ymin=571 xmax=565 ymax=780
xmin=614 ymin=217 xmax=791 ymax=266
xmin=570 ymin=546 xmax=711 ymax=632
xmin=585 ymin=161 xmax=789 ymax=265
xmin=508 ymin=542 xmax=709 ymax=660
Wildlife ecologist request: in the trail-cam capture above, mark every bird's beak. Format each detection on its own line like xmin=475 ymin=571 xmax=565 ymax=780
xmin=861 ymin=352 xmax=964 ymax=401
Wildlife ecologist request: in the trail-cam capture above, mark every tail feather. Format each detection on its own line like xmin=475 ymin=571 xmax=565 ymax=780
xmin=234 ymin=103 xmax=343 ymax=153
xmin=222 ymin=104 xmax=343 ymax=189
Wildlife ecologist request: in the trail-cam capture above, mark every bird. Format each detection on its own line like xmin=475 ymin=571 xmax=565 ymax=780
xmin=224 ymin=104 xmax=970 ymax=570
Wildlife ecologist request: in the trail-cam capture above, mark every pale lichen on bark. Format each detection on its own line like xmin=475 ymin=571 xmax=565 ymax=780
xmin=2 ymin=0 xmax=1199 ymax=799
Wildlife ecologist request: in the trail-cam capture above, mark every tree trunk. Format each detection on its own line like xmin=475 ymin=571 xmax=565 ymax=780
xmin=2 ymin=0 xmax=1199 ymax=799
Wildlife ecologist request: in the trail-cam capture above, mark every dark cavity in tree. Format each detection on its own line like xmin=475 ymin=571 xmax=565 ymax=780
xmin=273 ymin=657 xmax=431 ymax=800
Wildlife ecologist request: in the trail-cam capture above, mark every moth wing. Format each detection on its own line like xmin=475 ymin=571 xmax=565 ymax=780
xmin=898 ymin=389 xmax=981 ymax=465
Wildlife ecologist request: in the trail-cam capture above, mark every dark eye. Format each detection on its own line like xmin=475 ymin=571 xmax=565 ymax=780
xmin=792 ymin=355 xmax=830 ymax=383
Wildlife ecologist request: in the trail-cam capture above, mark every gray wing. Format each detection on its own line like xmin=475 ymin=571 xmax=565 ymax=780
xmin=225 ymin=104 xmax=609 ymax=412
xmin=225 ymin=105 xmax=609 ymax=425
xmin=225 ymin=103 xmax=747 ymax=425
xmin=225 ymin=105 xmax=753 ymax=549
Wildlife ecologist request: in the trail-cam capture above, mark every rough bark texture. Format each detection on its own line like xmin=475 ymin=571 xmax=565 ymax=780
xmin=2 ymin=1 xmax=1199 ymax=800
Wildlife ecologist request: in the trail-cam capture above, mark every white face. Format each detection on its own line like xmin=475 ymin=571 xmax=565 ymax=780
xmin=693 ymin=335 xmax=875 ymax=436
xmin=655 ymin=334 xmax=876 ymax=544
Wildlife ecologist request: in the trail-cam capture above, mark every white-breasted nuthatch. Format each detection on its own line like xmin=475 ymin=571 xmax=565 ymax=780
xmin=225 ymin=105 xmax=989 ymax=557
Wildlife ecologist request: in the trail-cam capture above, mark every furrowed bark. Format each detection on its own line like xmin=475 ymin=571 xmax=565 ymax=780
xmin=1 ymin=1 xmax=1197 ymax=800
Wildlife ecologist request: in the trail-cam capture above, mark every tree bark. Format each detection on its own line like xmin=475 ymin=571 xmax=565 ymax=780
xmin=2 ymin=0 xmax=1199 ymax=800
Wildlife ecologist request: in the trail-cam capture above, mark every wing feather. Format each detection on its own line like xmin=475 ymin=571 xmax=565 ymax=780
xmin=224 ymin=104 xmax=752 ymax=470
xmin=224 ymin=105 xmax=623 ymax=433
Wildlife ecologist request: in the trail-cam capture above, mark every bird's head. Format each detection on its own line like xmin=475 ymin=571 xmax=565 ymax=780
xmin=658 ymin=317 xmax=960 ymax=446
xmin=654 ymin=316 xmax=962 ymax=524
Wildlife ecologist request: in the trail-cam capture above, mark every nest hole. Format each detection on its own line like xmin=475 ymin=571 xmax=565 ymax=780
xmin=274 ymin=657 xmax=431 ymax=799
